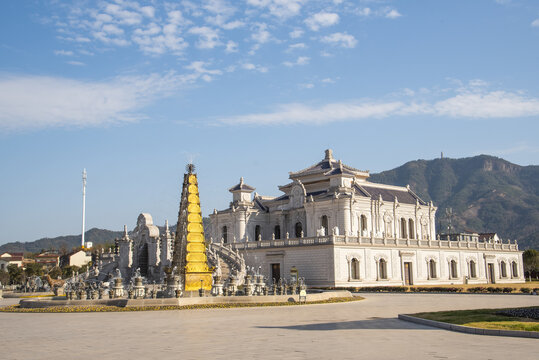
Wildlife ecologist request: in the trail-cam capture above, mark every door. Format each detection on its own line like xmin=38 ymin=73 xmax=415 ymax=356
xmin=271 ymin=263 xmax=281 ymax=284
xmin=487 ymin=263 xmax=495 ymax=284
xmin=404 ymin=262 xmax=413 ymax=285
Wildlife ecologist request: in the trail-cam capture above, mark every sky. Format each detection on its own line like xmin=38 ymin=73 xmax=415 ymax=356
xmin=1 ymin=0 xmax=539 ymax=245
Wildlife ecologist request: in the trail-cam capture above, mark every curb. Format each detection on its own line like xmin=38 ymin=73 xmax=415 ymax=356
xmin=398 ymin=314 xmax=539 ymax=339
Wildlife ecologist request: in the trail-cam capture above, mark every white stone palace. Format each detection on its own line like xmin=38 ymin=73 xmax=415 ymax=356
xmin=209 ymin=150 xmax=524 ymax=287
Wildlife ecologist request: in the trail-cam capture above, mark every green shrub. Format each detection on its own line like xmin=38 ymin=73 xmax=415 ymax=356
xmin=502 ymin=287 xmax=514 ymax=293
xmin=520 ymin=287 xmax=531 ymax=293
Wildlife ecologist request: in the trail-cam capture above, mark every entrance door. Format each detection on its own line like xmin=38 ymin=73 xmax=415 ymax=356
xmin=271 ymin=263 xmax=281 ymax=284
xmin=487 ymin=263 xmax=495 ymax=284
xmin=404 ymin=262 xmax=413 ymax=285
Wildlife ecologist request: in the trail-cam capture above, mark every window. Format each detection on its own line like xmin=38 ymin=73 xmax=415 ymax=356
xmin=450 ymin=260 xmax=457 ymax=278
xmin=274 ymin=225 xmax=281 ymax=240
xmin=221 ymin=226 xmax=227 ymax=244
xmin=255 ymin=225 xmax=261 ymax=241
xmin=469 ymin=260 xmax=477 ymax=278
xmin=408 ymin=219 xmax=415 ymax=239
xmin=378 ymin=259 xmax=387 ymax=280
xmin=400 ymin=218 xmax=407 ymax=238
xmin=351 ymin=258 xmax=360 ymax=280
xmin=500 ymin=261 xmax=507 ymax=278
xmin=429 ymin=259 xmax=437 ymax=279
xmin=360 ymin=215 xmax=368 ymax=234
xmin=295 ymin=222 xmax=303 ymax=238
xmin=321 ymin=215 xmax=329 ymax=236
xmin=511 ymin=261 xmax=518 ymax=277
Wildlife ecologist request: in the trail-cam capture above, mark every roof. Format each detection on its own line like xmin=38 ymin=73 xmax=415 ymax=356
xmin=229 ymin=177 xmax=255 ymax=192
xmin=289 ymin=149 xmax=369 ymax=179
xmin=357 ymin=184 xmax=426 ymax=205
xmin=0 ymin=256 xmax=23 ymax=262
xmin=1 ymin=252 xmax=23 ymax=257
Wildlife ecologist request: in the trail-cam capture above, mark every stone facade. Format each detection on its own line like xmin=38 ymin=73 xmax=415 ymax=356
xmin=210 ymin=150 xmax=525 ymax=287
xmin=116 ymin=214 xmax=174 ymax=281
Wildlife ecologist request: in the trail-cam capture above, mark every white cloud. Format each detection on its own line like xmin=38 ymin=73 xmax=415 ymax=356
xmin=299 ymin=83 xmax=314 ymax=89
xmin=287 ymin=43 xmax=307 ymax=52
xmin=251 ymin=23 xmax=271 ymax=43
xmin=189 ymin=26 xmax=221 ymax=49
xmin=54 ymin=49 xmax=74 ymax=56
xmin=67 ymin=61 xmax=85 ymax=66
xmin=283 ymin=56 xmax=310 ymax=67
xmin=289 ymin=29 xmax=304 ymax=38
xmin=241 ymin=63 xmax=268 ymax=73
xmin=321 ymin=32 xmax=357 ymax=48
xmin=321 ymin=78 xmax=335 ymax=84
xmin=0 ymin=73 xmax=186 ymax=131
xmin=385 ymin=9 xmax=402 ymax=19
xmin=532 ymin=19 xmax=539 ymax=27
xmin=102 ymin=24 xmax=124 ymax=36
xmin=140 ymin=6 xmax=155 ymax=18
xmin=225 ymin=40 xmax=238 ymax=53
xmin=215 ymin=84 xmax=539 ymax=125
xmin=305 ymin=12 xmax=339 ymax=31
xmin=358 ymin=8 xmax=371 ymax=17
xmin=248 ymin=0 xmax=304 ymax=19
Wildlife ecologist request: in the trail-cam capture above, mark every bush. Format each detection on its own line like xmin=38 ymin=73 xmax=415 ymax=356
xmin=409 ymin=287 xmax=462 ymax=293
xmin=502 ymin=287 xmax=514 ymax=293
xmin=487 ymin=287 xmax=503 ymax=293
xmin=353 ymin=286 xmax=408 ymax=292
xmin=520 ymin=287 xmax=531 ymax=293
xmin=468 ymin=287 xmax=487 ymax=293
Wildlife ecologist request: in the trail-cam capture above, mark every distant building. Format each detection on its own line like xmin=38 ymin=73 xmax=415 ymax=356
xmin=209 ymin=149 xmax=524 ymax=287
xmin=35 ymin=252 xmax=60 ymax=268
xmin=60 ymin=250 xmax=92 ymax=268
xmin=0 ymin=252 xmax=24 ymax=270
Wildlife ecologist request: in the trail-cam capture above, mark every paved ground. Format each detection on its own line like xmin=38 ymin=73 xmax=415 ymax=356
xmin=0 ymin=293 xmax=537 ymax=359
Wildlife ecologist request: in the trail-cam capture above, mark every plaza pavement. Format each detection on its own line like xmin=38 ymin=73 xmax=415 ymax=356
xmin=0 ymin=293 xmax=537 ymax=359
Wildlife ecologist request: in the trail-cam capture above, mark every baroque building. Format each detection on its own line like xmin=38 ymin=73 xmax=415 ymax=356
xmin=209 ymin=150 xmax=524 ymax=287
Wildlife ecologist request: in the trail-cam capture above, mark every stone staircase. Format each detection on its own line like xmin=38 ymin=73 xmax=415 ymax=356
xmin=208 ymin=242 xmax=246 ymax=285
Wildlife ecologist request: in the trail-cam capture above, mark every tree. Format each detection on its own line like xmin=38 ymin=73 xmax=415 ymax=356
xmin=62 ymin=265 xmax=79 ymax=279
xmin=48 ymin=266 xmax=62 ymax=280
xmin=25 ymin=263 xmax=44 ymax=277
xmin=523 ymin=249 xmax=539 ymax=281
xmin=0 ymin=270 xmax=9 ymax=285
xmin=7 ymin=264 xmax=24 ymax=285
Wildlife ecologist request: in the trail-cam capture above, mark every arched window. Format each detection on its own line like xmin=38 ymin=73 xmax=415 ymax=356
xmin=221 ymin=226 xmax=228 ymax=244
xmin=408 ymin=219 xmax=415 ymax=239
xmin=321 ymin=215 xmax=329 ymax=236
xmin=255 ymin=225 xmax=261 ymax=241
xmin=511 ymin=261 xmax=518 ymax=277
xmin=351 ymin=258 xmax=360 ymax=280
xmin=429 ymin=259 xmax=437 ymax=279
xmin=295 ymin=222 xmax=303 ymax=238
xmin=360 ymin=215 xmax=368 ymax=234
xmin=378 ymin=259 xmax=387 ymax=280
xmin=500 ymin=261 xmax=507 ymax=278
xmin=400 ymin=218 xmax=407 ymax=238
xmin=274 ymin=225 xmax=281 ymax=240
xmin=469 ymin=260 xmax=477 ymax=278
xmin=450 ymin=260 xmax=457 ymax=278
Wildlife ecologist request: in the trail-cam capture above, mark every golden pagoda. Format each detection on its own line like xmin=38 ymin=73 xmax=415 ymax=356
xmin=172 ymin=164 xmax=213 ymax=293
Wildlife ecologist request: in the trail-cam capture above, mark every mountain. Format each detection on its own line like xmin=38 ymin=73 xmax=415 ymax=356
xmin=0 ymin=228 xmax=124 ymax=254
xmin=0 ymin=218 xmax=212 ymax=254
xmin=369 ymin=155 xmax=539 ymax=250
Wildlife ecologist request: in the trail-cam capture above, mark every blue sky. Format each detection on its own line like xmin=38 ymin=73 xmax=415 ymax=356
xmin=1 ymin=0 xmax=539 ymax=245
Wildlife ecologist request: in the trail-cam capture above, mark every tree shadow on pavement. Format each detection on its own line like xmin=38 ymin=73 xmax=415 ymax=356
xmin=256 ymin=318 xmax=432 ymax=331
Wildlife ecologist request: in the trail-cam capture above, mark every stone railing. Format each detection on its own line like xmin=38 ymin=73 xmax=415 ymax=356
xmin=226 ymin=235 xmax=519 ymax=252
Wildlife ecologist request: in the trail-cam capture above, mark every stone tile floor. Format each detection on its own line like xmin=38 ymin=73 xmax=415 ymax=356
xmin=0 ymin=293 xmax=537 ymax=359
